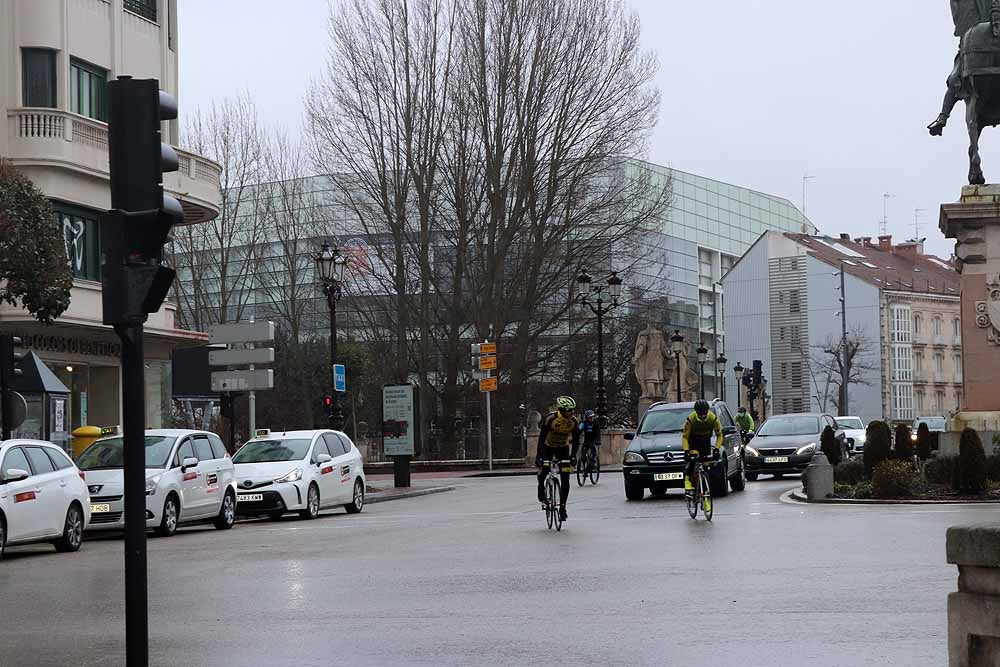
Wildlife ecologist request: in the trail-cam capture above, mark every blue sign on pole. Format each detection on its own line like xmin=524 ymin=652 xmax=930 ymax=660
xmin=333 ymin=364 xmax=346 ymax=392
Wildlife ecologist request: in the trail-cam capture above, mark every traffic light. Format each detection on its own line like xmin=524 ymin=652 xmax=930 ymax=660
xmin=323 ymin=395 xmax=333 ymax=415
xmin=101 ymin=76 xmax=184 ymax=325
xmin=0 ymin=335 xmax=24 ymax=439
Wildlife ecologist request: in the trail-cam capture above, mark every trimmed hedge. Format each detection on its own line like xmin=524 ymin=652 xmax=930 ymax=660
xmin=915 ymin=422 xmax=932 ymax=461
xmin=925 ymin=456 xmax=957 ymax=485
xmin=894 ymin=424 xmax=913 ymax=461
xmin=987 ymin=455 xmax=1000 ymax=483
xmin=834 ymin=458 xmax=865 ymax=486
xmin=864 ymin=421 xmax=892 ymax=480
xmin=954 ymin=428 xmax=988 ymax=495
xmin=872 ymin=460 xmax=916 ymax=499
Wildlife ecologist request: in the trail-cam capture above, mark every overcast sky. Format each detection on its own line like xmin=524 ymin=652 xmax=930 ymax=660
xmin=180 ymin=1 xmax=970 ymax=257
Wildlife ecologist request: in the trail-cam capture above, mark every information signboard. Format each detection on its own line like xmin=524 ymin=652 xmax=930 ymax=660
xmin=382 ymin=384 xmax=416 ymax=456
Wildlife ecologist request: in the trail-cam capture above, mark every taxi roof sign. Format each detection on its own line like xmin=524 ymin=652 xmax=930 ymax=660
xmin=254 ymin=429 xmax=271 ymax=438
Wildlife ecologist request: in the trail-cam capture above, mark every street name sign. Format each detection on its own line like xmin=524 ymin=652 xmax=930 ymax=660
xmin=333 ymin=364 xmax=346 ymax=392
xmin=478 ymin=355 xmax=497 ymax=370
xmin=479 ymin=343 xmax=497 ymax=355
xmin=208 ymin=321 xmax=275 ymax=345
xmin=479 ymin=377 xmax=497 ymax=392
xmin=211 ymin=369 xmax=274 ymax=392
xmin=208 ymin=347 xmax=275 ymax=366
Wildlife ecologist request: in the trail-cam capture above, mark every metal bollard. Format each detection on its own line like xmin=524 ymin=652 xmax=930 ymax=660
xmin=804 ymin=452 xmax=834 ymax=500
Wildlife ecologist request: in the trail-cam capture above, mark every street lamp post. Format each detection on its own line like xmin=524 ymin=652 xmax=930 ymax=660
xmin=716 ymin=353 xmax=727 ymax=402
xmin=696 ymin=341 xmax=708 ymax=399
xmin=576 ymin=269 xmax=623 ymax=422
xmin=314 ymin=242 xmax=347 ymax=430
xmin=670 ymin=330 xmax=685 ymax=403
xmin=733 ymin=362 xmax=745 ymax=408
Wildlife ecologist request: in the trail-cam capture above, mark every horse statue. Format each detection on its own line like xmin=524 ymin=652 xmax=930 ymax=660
xmin=929 ymin=0 xmax=1000 ymax=185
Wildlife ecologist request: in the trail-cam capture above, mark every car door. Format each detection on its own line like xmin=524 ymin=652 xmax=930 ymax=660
xmin=714 ymin=406 xmax=738 ymax=472
xmin=43 ymin=446 xmax=80 ymax=516
xmin=23 ymin=446 xmax=65 ymax=537
xmin=171 ymin=437 xmax=203 ymax=517
xmin=191 ymin=435 xmax=220 ymax=517
xmin=1 ymin=446 xmax=45 ymax=542
xmin=324 ymin=433 xmax=352 ymax=503
xmin=207 ymin=434 xmax=234 ymax=493
xmin=338 ymin=433 xmax=363 ymax=490
xmin=312 ymin=436 xmax=337 ymax=506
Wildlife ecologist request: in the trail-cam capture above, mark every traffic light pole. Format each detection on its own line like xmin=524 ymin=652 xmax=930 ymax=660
xmin=115 ymin=323 xmax=148 ymax=667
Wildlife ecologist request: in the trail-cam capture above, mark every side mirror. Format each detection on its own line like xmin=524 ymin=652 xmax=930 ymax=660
xmin=723 ymin=426 xmax=737 ymax=435
xmin=316 ymin=453 xmax=332 ymax=465
xmin=624 ymin=432 xmax=635 ymax=441
xmin=2 ymin=468 xmax=29 ymax=484
xmin=181 ymin=457 xmax=199 ymax=471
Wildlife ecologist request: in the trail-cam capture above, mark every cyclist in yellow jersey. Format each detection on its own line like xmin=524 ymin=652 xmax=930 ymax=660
xmin=535 ymin=396 xmax=581 ymax=522
xmin=681 ymin=400 xmax=723 ymax=491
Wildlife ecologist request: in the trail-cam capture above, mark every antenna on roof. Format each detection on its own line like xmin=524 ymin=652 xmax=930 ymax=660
xmin=880 ymin=193 xmax=894 ymax=236
xmin=913 ymin=208 xmax=926 ymax=240
xmin=802 ymin=173 xmax=815 ymax=213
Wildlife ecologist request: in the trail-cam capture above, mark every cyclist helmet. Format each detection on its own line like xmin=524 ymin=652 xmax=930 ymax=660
xmin=555 ymin=396 xmax=577 ymax=412
xmin=738 ymin=406 xmax=747 ymax=414
xmin=694 ymin=399 xmax=710 ymax=416
xmin=584 ymin=409 xmax=596 ymax=419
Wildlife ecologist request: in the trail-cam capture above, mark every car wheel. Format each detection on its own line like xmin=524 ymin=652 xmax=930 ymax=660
xmin=730 ymin=459 xmax=747 ymax=492
xmin=300 ymin=484 xmax=320 ymax=520
xmin=214 ymin=491 xmax=236 ymax=530
xmin=624 ymin=481 xmax=644 ymax=501
xmin=157 ymin=495 xmax=179 ymax=537
xmin=710 ymin=462 xmax=729 ymax=497
xmin=344 ymin=478 xmax=365 ymax=514
xmin=746 ymin=472 xmax=759 ymax=482
xmin=54 ymin=503 xmax=84 ymax=553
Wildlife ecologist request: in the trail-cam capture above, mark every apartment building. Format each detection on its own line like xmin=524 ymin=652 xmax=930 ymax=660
xmin=0 ymin=0 xmax=220 ymax=446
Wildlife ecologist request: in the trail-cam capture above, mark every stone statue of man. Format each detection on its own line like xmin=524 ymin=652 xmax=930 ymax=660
xmin=633 ymin=324 xmax=667 ymax=398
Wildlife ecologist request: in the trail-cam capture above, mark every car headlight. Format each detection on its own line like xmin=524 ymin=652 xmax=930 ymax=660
xmin=145 ymin=474 xmax=162 ymax=496
xmin=623 ymin=452 xmax=645 ymax=464
xmin=274 ymin=468 xmax=303 ymax=483
xmin=911 ymin=433 xmax=918 ymax=442
xmin=796 ymin=443 xmax=818 ymax=455
xmin=745 ymin=446 xmax=760 ymax=457
xmin=857 ymin=434 xmax=866 ymax=443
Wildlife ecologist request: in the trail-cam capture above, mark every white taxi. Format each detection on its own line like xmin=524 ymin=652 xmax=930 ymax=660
xmin=0 ymin=439 xmax=90 ymax=558
xmin=76 ymin=429 xmax=237 ymax=536
xmin=233 ymin=429 xmax=365 ymax=520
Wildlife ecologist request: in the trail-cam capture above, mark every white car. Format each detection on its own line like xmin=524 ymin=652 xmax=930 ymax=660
xmin=834 ymin=416 xmax=867 ymax=457
xmin=233 ymin=429 xmax=365 ymax=519
xmin=76 ymin=429 xmax=237 ymax=536
xmin=0 ymin=439 xmax=90 ymax=558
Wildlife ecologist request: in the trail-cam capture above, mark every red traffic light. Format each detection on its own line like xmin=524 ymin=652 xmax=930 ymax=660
xmin=323 ymin=396 xmax=333 ymax=407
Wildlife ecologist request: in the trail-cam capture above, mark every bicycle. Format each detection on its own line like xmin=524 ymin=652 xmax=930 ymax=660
xmin=684 ymin=454 xmax=714 ymax=521
xmin=541 ymin=457 xmax=566 ymax=531
xmin=575 ymin=443 xmax=600 ymax=486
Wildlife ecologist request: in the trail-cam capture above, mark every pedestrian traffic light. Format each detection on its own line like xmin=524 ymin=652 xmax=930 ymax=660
xmin=323 ymin=395 xmax=333 ymax=414
xmin=101 ymin=76 xmax=184 ymax=325
xmin=0 ymin=335 xmax=25 ymax=439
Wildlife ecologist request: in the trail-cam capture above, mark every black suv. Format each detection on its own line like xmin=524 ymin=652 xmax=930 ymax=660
xmin=622 ymin=399 xmax=746 ymax=501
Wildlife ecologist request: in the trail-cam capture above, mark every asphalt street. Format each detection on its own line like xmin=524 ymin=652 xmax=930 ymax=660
xmin=0 ymin=474 xmax=993 ymax=667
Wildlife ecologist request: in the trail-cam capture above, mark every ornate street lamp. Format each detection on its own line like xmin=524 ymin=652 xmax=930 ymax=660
xmin=716 ymin=352 xmax=727 ymax=402
xmin=576 ymin=269 xmax=623 ymax=421
xmin=734 ymin=361 xmax=745 ymax=409
xmin=696 ymin=341 xmax=709 ymax=400
xmin=314 ymin=242 xmax=348 ymax=430
xmin=670 ymin=330 xmax=685 ymax=403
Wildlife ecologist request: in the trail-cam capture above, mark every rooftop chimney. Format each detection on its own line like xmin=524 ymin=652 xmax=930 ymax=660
xmin=861 ymin=237 xmax=873 ymax=247
xmin=878 ymin=235 xmax=892 ymax=251
xmin=840 ymin=233 xmax=851 ymax=241
xmin=894 ymin=239 xmax=924 ymax=263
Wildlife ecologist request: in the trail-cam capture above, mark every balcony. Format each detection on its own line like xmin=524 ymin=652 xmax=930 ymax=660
xmin=6 ymin=108 xmax=220 ymax=224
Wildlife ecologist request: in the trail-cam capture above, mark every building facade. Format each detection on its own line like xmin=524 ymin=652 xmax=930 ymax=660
xmin=0 ymin=0 xmax=220 ymax=446
xmin=723 ymin=232 xmax=960 ymax=425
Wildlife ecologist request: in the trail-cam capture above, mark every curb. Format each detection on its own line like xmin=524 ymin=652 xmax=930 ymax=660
xmin=366 ymin=486 xmax=456 ymax=504
xmin=789 ymin=490 xmax=1000 ymax=505
xmin=467 ymin=468 xmax=624 ymax=478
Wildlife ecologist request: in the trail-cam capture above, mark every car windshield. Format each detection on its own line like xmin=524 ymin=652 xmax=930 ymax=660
xmin=76 ymin=436 xmax=177 ymax=470
xmin=757 ymin=416 xmax=820 ymax=437
xmin=914 ymin=417 xmax=946 ymax=431
xmin=233 ymin=439 xmax=311 ymax=463
xmin=638 ymin=408 xmax=698 ymax=434
xmin=836 ymin=417 xmax=864 ymax=430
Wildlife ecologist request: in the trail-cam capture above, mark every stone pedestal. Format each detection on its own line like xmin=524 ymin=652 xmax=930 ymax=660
xmin=637 ymin=396 xmax=664 ymax=426
xmin=947 ymin=524 xmax=1000 ymax=667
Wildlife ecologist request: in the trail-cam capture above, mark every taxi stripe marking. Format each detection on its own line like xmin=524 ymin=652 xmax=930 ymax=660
xmin=14 ymin=491 xmax=36 ymax=503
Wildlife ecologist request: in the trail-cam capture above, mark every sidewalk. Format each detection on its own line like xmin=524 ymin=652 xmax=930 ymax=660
xmin=366 ymin=478 xmax=459 ymax=504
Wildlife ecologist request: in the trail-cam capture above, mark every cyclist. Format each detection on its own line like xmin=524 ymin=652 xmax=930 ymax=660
xmin=734 ymin=406 xmax=755 ymax=434
xmin=681 ymin=399 xmax=723 ymax=494
xmin=535 ymin=396 xmax=581 ymax=522
xmin=577 ymin=409 xmax=601 ymax=465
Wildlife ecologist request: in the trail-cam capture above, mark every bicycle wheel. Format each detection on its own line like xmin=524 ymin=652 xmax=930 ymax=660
xmin=545 ymin=475 xmax=558 ymax=530
xmin=549 ymin=476 xmax=563 ymax=531
xmin=701 ymin=468 xmax=713 ymax=522
xmin=589 ymin=450 xmax=601 ymax=485
xmin=576 ymin=454 xmax=587 ymax=487
xmin=685 ymin=471 xmax=698 ymax=519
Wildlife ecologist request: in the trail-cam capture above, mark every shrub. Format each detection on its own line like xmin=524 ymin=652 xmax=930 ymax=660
xmin=925 ymin=455 xmax=957 ymax=485
xmin=853 ymin=482 xmax=873 ymax=499
xmin=820 ymin=425 xmax=842 ymax=466
xmin=863 ymin=421 xmax=892 ymax=480
xmin=834 ymin=458 xmax=865 ymax=486
xmin=987 ymin=455 xmax=1000 ymax=483
xmin=894 ymin=424 xmax=913 ymax=461
xmin=872 ymin=460 xmax=916 ymax=499
xmin=954 ymin=428 xmax=988 ymax=495
xmin=916 ymin=423 xmax=932 ymax=462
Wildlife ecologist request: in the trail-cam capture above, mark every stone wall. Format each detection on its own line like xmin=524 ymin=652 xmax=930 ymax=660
xmin=947 ymin=524 xmax=1000 ymax=666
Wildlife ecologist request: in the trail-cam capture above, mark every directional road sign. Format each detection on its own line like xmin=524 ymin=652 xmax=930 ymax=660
xmin=208 ymin=321 xmax=275 ymax=345
xmin=479 ymin=377 xmax=497 ymax=392
xmin=478 ymin=355 xmax=497 ymax=371
xmin=211 ymin=369 xmax=274 ymax=392
xmin=479 ymin=343 xmax=496 ymax=355
xmin=333 ymin=364 xmax=346 ymax=392
xmin=208 ymin=347 xmax=275 ymax=366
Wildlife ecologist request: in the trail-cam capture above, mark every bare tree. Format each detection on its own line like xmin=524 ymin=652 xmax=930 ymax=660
xmin=170 ymin=92 xmax=269 ymax=330
xmin=812 ymin=328 xmax=878 ymax=416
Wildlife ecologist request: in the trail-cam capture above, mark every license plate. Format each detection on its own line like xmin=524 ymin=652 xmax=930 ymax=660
xmin=238 ymin=493 xmax=264 ymax=503
xmin=90 ymin=503 xmax=111 ymax=513
xmin=764 ymin=456 xmax=789 ymax=464
xmin=653 ymin=472 xmax=684 ymax=481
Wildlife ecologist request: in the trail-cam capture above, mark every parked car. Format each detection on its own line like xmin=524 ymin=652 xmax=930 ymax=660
xmin=622 ymin=399 xmax=746 ymax=501
xmin=912 ymin=416 xmax=947 ymax=434
xmin=76 ymin=429 xmax=237 ymax=536
xmin=745 ymin=413 xmax=848 ymax=479
xmin=233 ymin=429 xmax=365 ymax=519
xmin=1 ymin=439 xmax=90 ymax=558
xmin=834 ymin=416 xmax=866 ymax=457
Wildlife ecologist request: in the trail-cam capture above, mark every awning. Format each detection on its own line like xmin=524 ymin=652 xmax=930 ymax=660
xmin=13 ymin=351 xmax=70 ymax=395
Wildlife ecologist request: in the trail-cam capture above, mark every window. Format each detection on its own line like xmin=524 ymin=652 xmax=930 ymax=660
xmin=22 ymin=48 xmax=56 ymax=107
xmin=933 ymin=317 xmax=943 ymax=336
xmin=193 ymin=436 xmax=215 ymax=462
xmin=25 ymin=447 xmax=56 ymax=475
xmin=954 ymin=354 xmax=963 ymax=380
xmin=953 ymin=318 xmax=961 ymax=337
xmin=44 ymin=447 xmax=74 ymax=471
xmin=914 ymin=352 xmax=923 ymax=373
xmin=891 ymin=385 xmax=913 ymax=421
xmin=935 ymin=353 xmax=944 ymax=373
xmin=935 ymin=391 xmax=945 ymax=413
xmin=2 ymin=448 xmax=32 ymax=476
xmin=913 ymin=315 xmax=921 ymax=335
xmin=54 ymin=204 xmax=102 ymax=281
xmin=788 ymin=289 xmax=801 ymax=314
xmin=208 ymin=434 xmax=228 ymax=459
xmin=716 ymin=405 xmax=735 ymax=429
xmin=312 ymin=438 xmax=331 ymax=462
xmin=698 ymin=248 xmax=714 ymax=288
xmin=720 ymin=254 xmax=735 ymax=277
xmin=125 ymin=0 xmax=157 ymax=22
xmin=174 ymin=439 xmax=195 ymax=467
xmin=891 ymin=346 xmax=912 ymax=382
xmin=890 ymin=305 xmax=912 ymax=343
xmin=70 ymin=59 xmax=108 ymax=121
xmin=915 ymin=390 xmax=925 ymax=412
xmin=956 ymin=392 xmax=963 ymax=410
xmin=323 ymin=433 xmax=349 ymax=456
